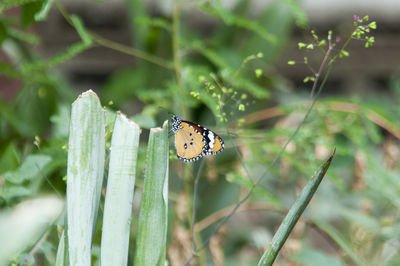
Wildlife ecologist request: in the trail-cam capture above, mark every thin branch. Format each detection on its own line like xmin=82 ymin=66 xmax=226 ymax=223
xmin=191 ymin=159 xmax=205 ymax=252
xmin=172 ymin=1 xmax=184 ymax=93
xmin=91 ymin=33 xmax=173 ymax=70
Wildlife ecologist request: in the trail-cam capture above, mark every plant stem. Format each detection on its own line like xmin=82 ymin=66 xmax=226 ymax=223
xmin=257 ymin=149 xmax=336 ymax=265
xmin=191 ymin=159 xmax=205 ymax=252
xmin=91 ymin=33 xmax=173 ymax=69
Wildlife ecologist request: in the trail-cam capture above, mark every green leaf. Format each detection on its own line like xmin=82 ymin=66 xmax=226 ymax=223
xmin=7 ymin=28 xmax=40 ymax=44
xmin=70 ymin=15 xmax=92 ymax=45
xmin=55 ymin=230 xmax=67 ymax=266
xmin=0 ymin=143 xmax=20 ymax=174
xmin=297 ymin=42 xmax=306 ymax=49
xmin=34 ymin=0 xmax=53 ymax=21
xmin=258 ymin=150 xmax=335 ymax=265
xmin=0 ymin=0 xmax=40 ymax=11
xmin=368 ymin=21 xmax=377 ymax=29
xmin=0 ymin=22 xmax=7 ymax=45
xmin=67 ymin=90 xmax=105 ymax=266
xmin=101 ymin=113 xmax=141 ymax=265
xmin=0 ymin=196 xmax=64 ymax=266
xmin=2 ymin=154 xmax=52 ymax=184
xmin=289 ymin=248 xmax=342 ymax=266
xmin=134 ymin=121 xmax=169 ymax=266
xmin=20 ymin=0 xmax=44 ymax=28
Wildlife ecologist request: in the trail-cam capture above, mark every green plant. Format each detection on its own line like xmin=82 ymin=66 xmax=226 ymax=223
xmin=1 ymin=0 xmax=399 ymax=265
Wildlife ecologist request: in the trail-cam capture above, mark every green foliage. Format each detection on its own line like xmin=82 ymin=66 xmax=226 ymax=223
xmin=134 ymin=122 xmax=168 ymax=266
xmin=20 ymin=0 xmax=44 ymax=28
xmin=101 ymin=113 xmax=141 ymax=265
xmin=0 ymin=0 xmax=397 ymax=265
xmin=67 ymin=91 xmax=105 ymax=266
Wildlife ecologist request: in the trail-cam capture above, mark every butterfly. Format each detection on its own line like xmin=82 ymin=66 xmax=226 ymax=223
xmin=171 ymin=115 xmax=224 ymax=162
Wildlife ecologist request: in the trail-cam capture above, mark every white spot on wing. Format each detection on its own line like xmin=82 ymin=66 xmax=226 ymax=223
xmin=208 ymin=131 xmax=215 ymax=149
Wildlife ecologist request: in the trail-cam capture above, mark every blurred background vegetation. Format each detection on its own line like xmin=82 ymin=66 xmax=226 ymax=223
xmin=0 ymin=0 xmax=399 ymax=265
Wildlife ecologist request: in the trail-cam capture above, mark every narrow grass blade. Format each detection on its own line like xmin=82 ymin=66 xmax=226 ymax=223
xmin=134 ymin=121 xmax=169 ymax=266
xmin=101 ymin=112 xmax=141 ymax=265
xmin=258 ymin=149 xmax=336 ymax=266
xmin=67 ymin=90 xmax=105 ymax=266
xmin=55 ymin=230 xmax=66 ymax=266
xmin=0 ymin=196 xmax=64 ymax=265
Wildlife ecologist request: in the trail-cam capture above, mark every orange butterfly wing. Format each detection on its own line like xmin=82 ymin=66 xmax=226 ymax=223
xmin=210 ymin=134 xmax=224 ymax=154
xmin=175 ymin=122 xmax=205 ymax=162
xmin=172 ymin=115 xmax=224 ymax=162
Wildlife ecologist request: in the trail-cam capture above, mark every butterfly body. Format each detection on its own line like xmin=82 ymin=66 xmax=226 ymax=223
xmin=171 ymin=115 xmax=224 ymax=162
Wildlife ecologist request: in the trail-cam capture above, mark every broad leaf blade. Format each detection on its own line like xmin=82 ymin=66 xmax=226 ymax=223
xmin=67 ymin=90 xmax=105 ymax=266
xmin=134 ymin=121 xmax=169 ymax=266
xmin=101 ymin=112 xmax=141 ymax=265
xmin=0 ymin=196 xmax=64 ymax=265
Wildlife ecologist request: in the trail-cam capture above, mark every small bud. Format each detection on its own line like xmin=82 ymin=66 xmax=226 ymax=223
xmin=306 ymin=44 xmax=314 ymax=50
xmin=318 ymin=40 xmax=327 ymax=46
xmin=368 ymin=21 xmax=377 ymax=29
xmin=336 ymin=36 xmax=341 ymax=42
xmin=241 ymin=93 xmax=247 ymax=100
xmin=363 ymin=15 xmax=369 ymax=21
xmin=255 ymin=69 xmax=263 ymax=78
xmin=311 ymin=30 xmax=319 ymax=40
xmin=256 ymin=52 xmax=264 ymax=58
xmin=365 ymin=36 xmax=375 ymax=48
xmin=198 ymin=75 xmax=205 ymax=82
xmin=287 ymin=60 xmax=296 ymax=65
xmin=339 ymin=50 xmax=349 ymax=58
xmin=297 ymin=42 xmax=306 ymax=49
xmin=353 ymin=15 xmax=360 ymax=20
xmin=34 ymin=136 xmax=40 ymax=148
xmin=238 ymin=104 xmax=245 ymax=111
xmin=328 ymin=30 xmax=333 ymax=41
